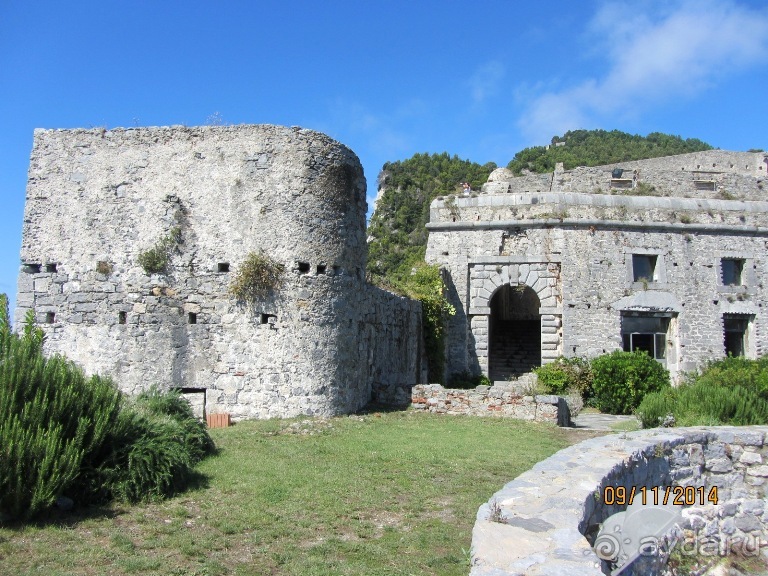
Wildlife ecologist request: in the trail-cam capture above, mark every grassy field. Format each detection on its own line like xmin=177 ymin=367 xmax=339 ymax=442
xmin=0 ymin=411 xmax=590 ymax=576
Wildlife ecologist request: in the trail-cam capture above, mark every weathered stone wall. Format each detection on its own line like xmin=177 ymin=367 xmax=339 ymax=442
xmin=484 ymin=150 xmax=768 ymax=200
xmin=411 ymin=383 xmax=568 ymax=425
xmin=427 ymin=151 xmax=768 ymax=382
xmin=471 ymin=426 xmax=768 ymax=576
xmin=16 ymin=125 xmax=423 ymax=419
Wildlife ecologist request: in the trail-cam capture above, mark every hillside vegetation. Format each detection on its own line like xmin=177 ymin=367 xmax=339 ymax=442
xmin=507 ymin=129 xmax=712 ymax=175
xmin=367 ymin=152 xmax=496 ymax=283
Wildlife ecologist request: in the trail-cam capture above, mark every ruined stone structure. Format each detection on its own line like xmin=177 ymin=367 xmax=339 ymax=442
xmin=426 ymin=150 xmax=768 ymax=382
xmin=472 ymin=426 xmax=768 ymax=575
xmin=16 ymin=124 xmax=423 ymax=419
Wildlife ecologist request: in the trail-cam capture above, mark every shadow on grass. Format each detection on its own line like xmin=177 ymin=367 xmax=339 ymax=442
xmin=359 ymin=398 xmax=413 ymax=414
xmin=0 ymin=468 xmax=212 ymax=530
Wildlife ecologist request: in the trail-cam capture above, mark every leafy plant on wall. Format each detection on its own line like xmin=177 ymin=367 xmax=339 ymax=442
xmin=138 ymin=226 xmax=181 ymax=274
xmin=396 ymin=263 xmax=455 ymax=384
xmin=229 ymin=251 xmax=286 ymax=302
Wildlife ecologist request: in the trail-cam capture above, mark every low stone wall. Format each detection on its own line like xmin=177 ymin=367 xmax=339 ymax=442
xmin=470 ymin=427 xmax=768 ymax=576
xmin=411 ymin=383 xmax=569 ymax=426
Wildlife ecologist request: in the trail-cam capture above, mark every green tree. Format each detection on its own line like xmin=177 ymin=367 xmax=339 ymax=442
xmin=366 ymin=152 xmax=496 ymax=283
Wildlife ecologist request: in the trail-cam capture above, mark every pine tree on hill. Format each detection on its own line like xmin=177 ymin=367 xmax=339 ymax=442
xmin=507 ymin=129 xmax=712 ymax=175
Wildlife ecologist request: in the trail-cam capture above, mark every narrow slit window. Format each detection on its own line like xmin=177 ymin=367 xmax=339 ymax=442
xmin=297 ymin=261 xmax=310 ymax=274
xmin=46 ymin=312 xmax=55 ymax=324
xmin=218 ymin=262 xmax=230 ymax=273
xmin=45 ymin=263 xmax=58 ymax=273
xmin=188 ymin=312 xmax=197 ymax=324
xmin=118 ymin=311 xmax=127 ymax=324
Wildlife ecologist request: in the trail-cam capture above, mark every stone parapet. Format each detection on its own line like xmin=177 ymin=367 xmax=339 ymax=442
xmin=470 ymin=426 xmax=768 ymax=576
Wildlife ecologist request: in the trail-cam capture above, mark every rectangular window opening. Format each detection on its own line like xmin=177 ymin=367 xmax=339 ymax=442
xmin=218 ymin=262 xmax=230 ymax=273
xmin=45 ymin=312 xmax=55 ymax=324
xmin=621 ymin=314 xmax=670 ymax=363
xmin=24 ymin=263 xmax=41 ymax=274
xmin=45 ymin=263 xmax=58 ymax=273
xmin=188 ymin=312 xmax=197 ymax=324
xmin=721 ymin=258 xmax=744 ymax=286
xmin=260 ymin=313 xmax=277 ymax=325
xmin=724 ymin=315 xmax=750 ymax=357
xmin=693 ymin=180 xmax=716 ymax=191
xmin=118 ymin=311 xmax=127 ymax=324
xmin=297 ymin=261 xmax=310 ymax=274
xmin=632 ymin=254 xmax=658 ymax=283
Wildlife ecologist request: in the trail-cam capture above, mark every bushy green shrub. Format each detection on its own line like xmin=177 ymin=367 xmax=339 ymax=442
xmin=80 ymin=388 xmax=215 ymax=504
xmin=637 ymin=380 xmax=768 ymax=428
xmin=688 ymin=356 xmax=768 ymax=400
xmin=590 ymin=350 xmax=670 ymax=415
xmin=534 ymin=356 xmax=593 ymax=397
xmin=0 ymin=295 xmax=215 ymax=520
xmin=637 ymin=355 xmax=768 ymax=428
xmin=0 ymin=305 xmax=122 ymax=520
xmin=448 ymin=372 xmax=491 ymax=390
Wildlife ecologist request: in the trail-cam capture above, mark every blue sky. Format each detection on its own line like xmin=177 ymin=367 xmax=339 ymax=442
xmin=1 ymin=0 xmax=767 ymax=314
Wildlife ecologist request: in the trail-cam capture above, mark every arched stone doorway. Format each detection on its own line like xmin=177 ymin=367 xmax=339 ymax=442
xmin=488 ymin=284 xmax=541 ymax=381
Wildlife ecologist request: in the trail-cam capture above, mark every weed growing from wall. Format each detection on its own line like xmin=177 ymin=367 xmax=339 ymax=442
xmin=138 ymin=226 xmax=181 ymax=275
xmin=229 ymin=251 xmax=285 ymax=302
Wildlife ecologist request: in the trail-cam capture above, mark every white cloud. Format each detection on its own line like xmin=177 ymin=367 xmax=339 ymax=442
xmin=469 ymin=61 xmax=505 ymax=105
xmin=518 ymin=0 xmax=768 ymax=143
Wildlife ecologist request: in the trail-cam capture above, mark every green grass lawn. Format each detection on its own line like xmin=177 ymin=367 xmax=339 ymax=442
xmin=0 ymin=411 xmax=583 ymax=576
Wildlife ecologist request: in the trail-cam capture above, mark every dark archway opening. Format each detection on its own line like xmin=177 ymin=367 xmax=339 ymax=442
xmin=488 ymin=284 xmax=541 ymax=381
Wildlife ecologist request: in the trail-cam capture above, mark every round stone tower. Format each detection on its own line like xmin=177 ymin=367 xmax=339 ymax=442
xmin=17 ymin=125 xmax=421 ymax=419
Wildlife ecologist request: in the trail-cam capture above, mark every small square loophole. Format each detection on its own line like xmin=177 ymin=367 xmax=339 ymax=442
xmin=188 ymin=312 xmax=197 ymax=324
xmin=45 ymin=263 xmax=58 ymax=273
xmin=118 ymin=311 xmax=127 ymax=324
xmin=297 ymin=261 xmax=310 ymax=274
xmin=46 ymin=312 xmax=55 ymax=324
xmin=261 ymin=313 xmax=277 ymax=325
xmin=218 ymin=262 xmax=230 ymax=273
xmin=316 ymin=263 xmax=327 ymax=274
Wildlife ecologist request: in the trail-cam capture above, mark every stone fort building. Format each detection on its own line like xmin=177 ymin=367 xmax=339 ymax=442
xmin=426 ymin=150 xmax=768 ymax=382
xmin=16 ymin=126 xmax=768 ymax=418
xmin=16 ymin=125 xmax=423 ymax=419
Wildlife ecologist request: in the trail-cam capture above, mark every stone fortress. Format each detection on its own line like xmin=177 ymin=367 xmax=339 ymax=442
xmin=15 ymin=125 xmax=768 ymax=420
xmin=426 ymin=150 xmax=768 ymax=384
xmin=16 ymin=125 xmax=423 ymax=420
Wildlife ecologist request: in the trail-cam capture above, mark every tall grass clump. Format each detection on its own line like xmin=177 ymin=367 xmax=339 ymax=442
xmin=590 ymin=350 xmax=670 ymax=414
xmin=0 ymin=295 xmax=214 ymax=521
